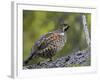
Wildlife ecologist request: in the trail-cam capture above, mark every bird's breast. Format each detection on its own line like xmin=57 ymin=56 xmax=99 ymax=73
xmin=46 ymin=33 xmax=66 ymax=52
xmin=36 ymin=32 xmax=67 ymax=59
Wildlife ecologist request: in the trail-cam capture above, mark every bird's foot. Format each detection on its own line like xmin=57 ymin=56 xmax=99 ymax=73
xmin=47 ymin=59 xmax=53 ymax=62
xmin=37 ymin=59 xmax=53 ymax=65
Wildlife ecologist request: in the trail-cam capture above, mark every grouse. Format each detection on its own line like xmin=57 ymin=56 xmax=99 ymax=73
xmin=24 ymin=24 xmax=70 ymax=65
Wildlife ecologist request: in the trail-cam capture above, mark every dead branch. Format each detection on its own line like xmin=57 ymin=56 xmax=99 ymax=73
xmin=82 ymin=15 xmax=91 ymax=47
xmin=23 ymin=49 xmax=90 ymax=69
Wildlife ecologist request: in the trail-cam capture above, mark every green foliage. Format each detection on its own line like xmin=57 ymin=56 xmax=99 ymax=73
xmin=23 ymin=10 xmax=91 ymax=65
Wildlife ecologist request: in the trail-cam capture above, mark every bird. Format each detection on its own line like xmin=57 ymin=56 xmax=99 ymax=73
xmin=24 ymin=23 xmax=70 ymax=65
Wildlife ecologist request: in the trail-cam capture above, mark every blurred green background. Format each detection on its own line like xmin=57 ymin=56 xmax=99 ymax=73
xmin=23 ymin=10 xmax=91 ymax=65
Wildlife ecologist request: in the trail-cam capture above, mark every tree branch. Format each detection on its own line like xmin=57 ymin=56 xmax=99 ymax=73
xmin=23 ymin=49 xmax=90 ymax=69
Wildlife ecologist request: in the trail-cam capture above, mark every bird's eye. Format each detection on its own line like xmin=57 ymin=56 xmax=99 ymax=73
xmin=64 ymin=28 xmax=67 ymax=31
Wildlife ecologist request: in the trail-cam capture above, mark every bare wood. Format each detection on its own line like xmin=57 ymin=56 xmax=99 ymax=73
xmin=82 ymin=15 xmax=91 ymax=47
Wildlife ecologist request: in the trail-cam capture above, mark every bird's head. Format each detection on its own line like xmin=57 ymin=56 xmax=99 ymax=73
xmin=55 ymin=23 xmax=70 ymax=33
xmin=60 ymin=24 xmax=70 ymax=32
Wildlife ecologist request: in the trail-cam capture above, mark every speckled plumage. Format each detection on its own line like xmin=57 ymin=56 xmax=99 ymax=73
xmin=24 ymin=24 xmax=70 ymax=65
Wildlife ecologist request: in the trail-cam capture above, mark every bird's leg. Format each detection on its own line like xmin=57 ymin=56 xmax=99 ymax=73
xmin=37 ymin=58 xmax=53 ymax=65
xmin=37 ymin=60 xmax=47 ymax=65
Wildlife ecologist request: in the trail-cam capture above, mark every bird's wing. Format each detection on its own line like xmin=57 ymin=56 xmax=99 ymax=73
xmin=34 ymin=32 xmax=54 ymax=50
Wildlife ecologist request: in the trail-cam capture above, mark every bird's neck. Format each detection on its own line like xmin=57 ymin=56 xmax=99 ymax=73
xmin=60 ymin=32 xmax=64 ymax=36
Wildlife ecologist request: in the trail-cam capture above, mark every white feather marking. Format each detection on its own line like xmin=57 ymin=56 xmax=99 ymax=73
xmin=60 ymin=33 xmax=64 ymax=35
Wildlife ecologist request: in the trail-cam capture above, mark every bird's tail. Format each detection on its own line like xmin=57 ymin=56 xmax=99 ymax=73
xmin=23 ymin=51 xmax=36 ymax=66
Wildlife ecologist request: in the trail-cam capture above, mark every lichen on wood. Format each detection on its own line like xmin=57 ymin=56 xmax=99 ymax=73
xmin=23 ymin=49 xmax=90 ymax=69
